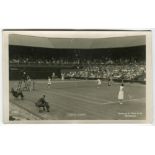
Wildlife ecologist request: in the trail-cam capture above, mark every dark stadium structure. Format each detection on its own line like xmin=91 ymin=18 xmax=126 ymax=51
xmin=9 ymin=45 xmax=146 ymax=82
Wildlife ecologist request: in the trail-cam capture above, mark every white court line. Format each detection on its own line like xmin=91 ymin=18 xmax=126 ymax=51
xmin=53 ymin=88 xmax=112 ymax=103
xmin=36 ymin=80 xmax=93 ymax=83
xmin=32 ymin=80 xmax=145 ymax=106
xmin=35 ymin=80 xmax=145 ymax=87
xmin=42 ymin=89 xmax=145 ymax=106
xmin=102 ymin=97 xmax=146 ymax=105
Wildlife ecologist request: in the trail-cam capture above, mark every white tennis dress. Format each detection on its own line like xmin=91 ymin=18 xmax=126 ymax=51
xmin=48 ymin=78 xmax=52 ymax=85
xmin=118 ymin=86 xmax=124 ymax=100
xmin=61 ymin=74 xmax=64 ymax=80
xmin=97 ymin=79 xmax=101 ymax=85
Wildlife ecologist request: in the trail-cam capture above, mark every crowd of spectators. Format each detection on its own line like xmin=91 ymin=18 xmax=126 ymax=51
xmin=9 ymin=55 xmax=145 ymax=66
xmin=9 ymin=55 xmax=146 ymax=81
xmin=10 ymin=56 xmax=80 ymax=65
xmin=65 ymin=64 xmax=145 ymax=81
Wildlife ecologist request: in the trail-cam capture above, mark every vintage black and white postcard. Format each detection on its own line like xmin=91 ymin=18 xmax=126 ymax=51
xmin=3 ymin=30 xmax=152 ymax=123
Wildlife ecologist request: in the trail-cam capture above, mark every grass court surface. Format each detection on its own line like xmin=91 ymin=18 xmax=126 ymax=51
xmin=9 ymin=80 xmax=146 ymax=120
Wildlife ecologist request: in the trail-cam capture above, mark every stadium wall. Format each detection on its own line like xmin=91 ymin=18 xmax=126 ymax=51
xmin=9 ymin=64 xmax=78 ymax=80
xmin=9 ymin=65 xmax=146 ymax=84
xmin=9 ymin=65 xmax=62 ymax=80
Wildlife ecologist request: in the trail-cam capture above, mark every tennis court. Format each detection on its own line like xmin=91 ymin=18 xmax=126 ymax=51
xmin=9 ymin=80 xmax=146 ymax=120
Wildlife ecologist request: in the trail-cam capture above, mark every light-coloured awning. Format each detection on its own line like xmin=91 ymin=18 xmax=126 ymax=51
xmin=9 ymin=31 xmax=146 ymax=49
